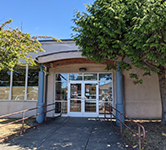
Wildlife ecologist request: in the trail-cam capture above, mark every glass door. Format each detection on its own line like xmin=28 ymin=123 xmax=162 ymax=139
xmin=68 ymin=81 xmax=98 ymax=117
xmin=83 ymin=82 xmax=98 ymax=117
xmin=68 ymin=82 xmax=83 ymax=116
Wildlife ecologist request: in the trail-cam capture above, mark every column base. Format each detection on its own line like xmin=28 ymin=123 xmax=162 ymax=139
xmin=36 ymin=102 xmax=45 ymax=123
xmin=116 ymin=104 xmax=124 ymax=126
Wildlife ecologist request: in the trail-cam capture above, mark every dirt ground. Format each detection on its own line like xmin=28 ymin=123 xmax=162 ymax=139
xmin=123 ymin=120 xmax=166 ymax=150
xmin=0 ymin=118 xmax=37 ymax=141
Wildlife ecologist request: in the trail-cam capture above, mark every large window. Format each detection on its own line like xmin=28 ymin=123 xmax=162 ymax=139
xmin=55 ymin=74 xmax=68 ymax=113
xmin=0 ymin=69 xmax=11 ymax=100
xmin=0 ymin=66 xmax=40 ymax=101
xmin=12 ymin=66 xmax=26 ymax=100
xmin=27 ymin=66 xmax=40 ymax=100
xmin=99 ymin=73 xmax=113 ymax=114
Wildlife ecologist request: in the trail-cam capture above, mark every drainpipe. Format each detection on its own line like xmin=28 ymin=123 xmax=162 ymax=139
xmin=36 ymin=64 xmax=45 ymax=123
xmin=116 ymin=62 xmax=124 ymax=126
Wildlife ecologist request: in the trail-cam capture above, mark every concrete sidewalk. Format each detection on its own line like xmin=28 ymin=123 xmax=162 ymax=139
xmin=0 ymin=117 xmax=128 ymax=150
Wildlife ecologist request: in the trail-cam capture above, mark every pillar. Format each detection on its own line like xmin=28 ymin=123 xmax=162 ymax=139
xmin=36 ymin=65 xmax=45 ymax=123
xmin=116 ymin=62 xmax=124 ymax=126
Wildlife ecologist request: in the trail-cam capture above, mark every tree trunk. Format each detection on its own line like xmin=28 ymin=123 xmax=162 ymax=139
xmin=158 ymin=67 xmax=166 ymax=124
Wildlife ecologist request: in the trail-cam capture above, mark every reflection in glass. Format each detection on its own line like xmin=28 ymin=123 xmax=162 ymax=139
xmin=99 ymin=82 xmax=112 ymax=101
xmin=0 ymin=93 xmax=9 ymax=99
xmin=99 ymin=73 xmax=112 ymax=81
xmin=27 ymin=93 xmax=38 ymax=100
xmin=55 ymin=74 xmax=68 ymax=81
xmin=12 ymin=66 xmax=26 ymax=100
xmin=55 ymin=82 xmax=68 ymax=100
xmin=0 ymin=68 xmax=10 ymax=99
xmin=70 ymin=84 xmax=81 ymax=99
xmin=99 ymin=102 xmax=112 ymax=114
xmin=55 ymin=102 xmax=67 ymax=113
xmin=0 ymin=68 xmax=10 ymax=86
xmin=85 ymin=101 xmax=96 ymax=112
xmin=69 ymin=73 xmax=82 ymax=80
xmin=27 ymin=66 xmax=40 ymax=100
xmin=84 ymin=73 xmax=97 ymax=80
xmin=70 ymin=100 xmax=81 ymax=112
xmin=28 ymin=66 xmax=39 ymax=86
xmin=12 ymin=87 xmax=25 ymax=100
xmin=0 ymin=87 xmax=10 ymax=99
xmin=28 ymin=86 xmax=38 ymax=94
xmin=55 ymin=102 xmax=61 ymax=113
xmin=85 ymin=84 xmax=96 ymax=99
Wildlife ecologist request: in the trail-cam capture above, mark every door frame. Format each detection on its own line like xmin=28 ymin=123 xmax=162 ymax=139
xmin=68 ymin=80 xmax=98 ymax=117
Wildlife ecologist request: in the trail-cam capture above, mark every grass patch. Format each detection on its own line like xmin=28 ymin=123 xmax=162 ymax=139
xmin=0 ymin=118 xmax=37 ymax=140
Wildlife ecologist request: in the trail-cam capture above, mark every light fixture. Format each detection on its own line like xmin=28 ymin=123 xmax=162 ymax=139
xmin=79 ymin=67 xmax=87 ymax=71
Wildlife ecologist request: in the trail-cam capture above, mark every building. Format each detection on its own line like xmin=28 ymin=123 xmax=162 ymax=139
xmin=0 ymin=39 xmax=162 ymax=120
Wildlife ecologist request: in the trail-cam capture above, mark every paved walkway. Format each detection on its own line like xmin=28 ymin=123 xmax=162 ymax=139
xmin=0 ymin=117 xmax=128 ymax=150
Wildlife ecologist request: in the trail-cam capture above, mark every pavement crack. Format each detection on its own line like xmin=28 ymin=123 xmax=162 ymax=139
xmin=84 ymin=124 xmax=94 ymax=150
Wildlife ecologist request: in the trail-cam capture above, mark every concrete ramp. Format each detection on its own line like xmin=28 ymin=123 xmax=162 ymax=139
xmin=0 ymin=117 xmax=128 ymax=150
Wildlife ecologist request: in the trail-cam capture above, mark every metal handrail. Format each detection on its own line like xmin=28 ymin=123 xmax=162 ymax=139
xmin=104 ymin=104 xmax=146 ymax=150
xmin=0 ymin=102 xmax=61 ymax=143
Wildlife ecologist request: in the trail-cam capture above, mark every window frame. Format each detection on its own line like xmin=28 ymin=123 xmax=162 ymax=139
xmin=0 ymin=65 xmax=39 ymax=101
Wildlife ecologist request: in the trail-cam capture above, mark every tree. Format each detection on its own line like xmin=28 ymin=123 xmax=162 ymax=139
xmin=0 ymin=19 xmax=61 ymax=71
xmin=72 ymin=0 xmax=166 ymax=123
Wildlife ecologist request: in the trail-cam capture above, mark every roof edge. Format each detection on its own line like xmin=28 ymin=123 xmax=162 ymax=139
xmin=36 ymin=50 xmax=81 ymax=59
xmin=39 ymin=39 xmax=73 ymax=42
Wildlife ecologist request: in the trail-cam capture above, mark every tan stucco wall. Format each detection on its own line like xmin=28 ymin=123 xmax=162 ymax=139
xmin=123 ymin=68 xmax=162 ymax=119
xmin=46 ymin=63 xmax=162 ymax=119
xmin=0 ymin=101 xmax=37 ymax=118
xmin=46 ymin=63 xmax=116 ymax=117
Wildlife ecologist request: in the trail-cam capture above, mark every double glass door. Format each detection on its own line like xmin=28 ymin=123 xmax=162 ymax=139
xmin=68 ymin=81 xmax=98 ymax=117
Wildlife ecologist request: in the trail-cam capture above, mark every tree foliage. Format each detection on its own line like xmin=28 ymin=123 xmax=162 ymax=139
xmin=72 ymin=0 xmax=166 ymax=123
xmin=72 ymin=0 xmax=166 ymax=83
xmin=0 ymin=19 xmax=61 ymax=71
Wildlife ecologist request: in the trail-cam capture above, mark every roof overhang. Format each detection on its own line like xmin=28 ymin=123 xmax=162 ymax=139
xmin=37 ymin=51 xmax=82 ymax=63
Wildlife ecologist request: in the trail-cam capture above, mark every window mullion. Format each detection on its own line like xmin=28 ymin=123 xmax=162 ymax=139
xmin=9 ymin=70 xmax=13 ymax=100
xmin=24 ymin=65 xmax=28 ymax=100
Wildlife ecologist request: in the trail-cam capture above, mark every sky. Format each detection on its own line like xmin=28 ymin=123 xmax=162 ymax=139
xmin=0 ymin=0 xmax=94 ymax=39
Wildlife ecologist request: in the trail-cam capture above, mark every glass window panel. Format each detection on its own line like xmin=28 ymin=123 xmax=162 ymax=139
xmin=0 ymin=87 xmax=10 ymax=94
xmin=27 ymin=93 xmax=38 ymax=100
xmin=70 ymin=84 xmax=81 ymax=99
xmin=84 ymin=73 xmax=97 ymax=80
xmin=55 ymin=102 xmax=68 ymax=114
xmin=12 ymin=87 xmax=25 ymax=100
xmin=0 ymin=68 xmax=10 ymax=86
xmin=99 ymin=82 xmax=113 ymax=101
xmin=55 ymin=102 xmax=61 ymax=113
xmin=85 ymin=84 xmax=96 ymax=99
xmin=12 ymin=66 xmax=26 ymax=86
xmin=0 ymin=68 xmax=10 ymax=100
xmin=70 ymin=100 xmax=81 ymax=112
xmin=55 ymin=74 xmax=68 ymax=81
xmin=0 ymin=94 xmax=9 ymax=99
xmin=28 ymin=66 xmax=40 ymax=86
xmin=99 ymin=102 xmax=112 ymax=114
xmin=99 ymin=73 xmax=112 ymax=81
xmin=27 ymin=66 xmax=39 ymax=100
xmin=55 ymin=82 xmax=68 ymax=101
xmin=69 ymin=73 xmax=82 ymax=80
xmin=12 ymin=66 xmax=26 ymax=100
xmin=27 ymin=86 xmax=38 ymax=94
xmin=0 ymin=87 xmax=10 ymax=100
xmin=85 ymin=101 xmax=96 ymax=112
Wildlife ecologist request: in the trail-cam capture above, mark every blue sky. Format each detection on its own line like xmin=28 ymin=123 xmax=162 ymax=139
xmin=0 ymin=0 xmax=94 ymax=39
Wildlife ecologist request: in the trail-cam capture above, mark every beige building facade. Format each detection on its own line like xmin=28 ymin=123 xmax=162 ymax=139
xmin=0 ymin=39 xmax=162 ymax=119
